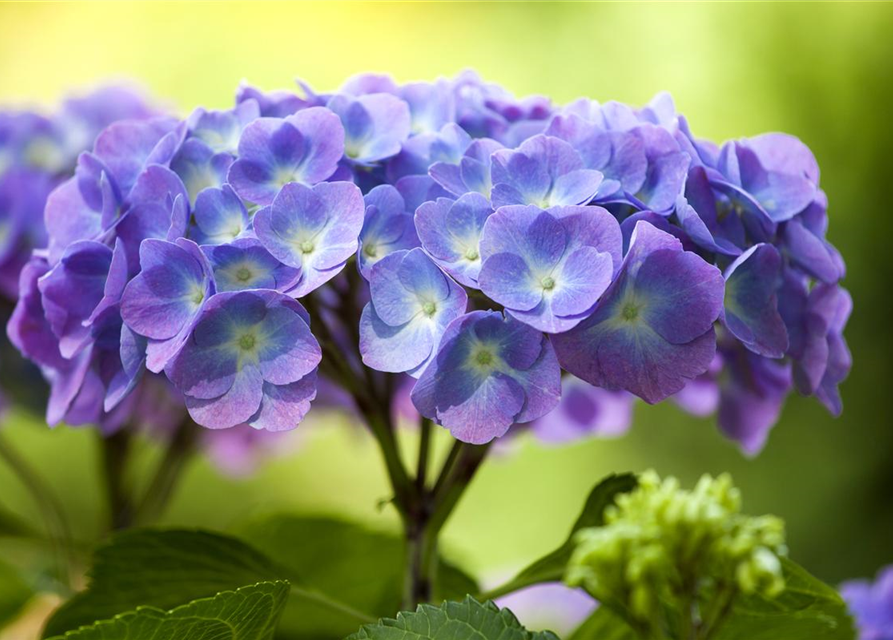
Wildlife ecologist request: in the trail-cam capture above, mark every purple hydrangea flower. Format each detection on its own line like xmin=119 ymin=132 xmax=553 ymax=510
xmin=203 ymin=238 xmax=301 ymax=293
xmin=166 ymin=290 xmax=321 ymax=431
xmin=227 ymin=107 xmax=344 ymax=205
xmin=187 ymin=185 xmax=250 ymax=246
xmin=169 ymin=139 xmax=233 ymax=204
xmin=186 ymin=100 xmax=260 ymax=155
xmin=722 ymin=243 xmax=788 ymax=358
xmin=120 ymin=238 xmax=216 ymax=373
xmin=253 ymin=181 xmax=365 ymax=296
xmin=360 ymin=248 xmax=467 ymax=376
xmin=531 ymin=376 xmax=634 ymax=443
xmin=624 ymin=124 xmax=690 ymax=213
xmin=713 ymin=139 xmax=816 ymax=223
xmin=236 ymin=81 xmax=318 ymax=118
xmin=414 ymin=193 xmax=494 ymax=288
xmin=478 ymin=205 xmax=622 ymax=333
xmin=716 ymin=344 xmax=792 ymax=455
xmin=38 ymin=240 xmax=115 ymax=359
xmin=326 ymin=93 xmax=410 ymax=165
xmin=489 ymin=135 xmax=603 ymax=209
xmin=780 ymin=274 xmax=852 ymax=415
xmin=841 ymin=565 xmax=893 ymax=640
xmin=552 ymin=221 xmax=724 ymax=403
xmin=429 ymin=138 xmax=504 ymax=199
xmin=386 ymin=122 xmax=471 ymax=182
xmin=545 ymin=112 xmax=647 ymax=200
xmin=411 ymin=310 xmax=561 ymax=443
xmin=357 ymin=184 xmax=420 ymax=278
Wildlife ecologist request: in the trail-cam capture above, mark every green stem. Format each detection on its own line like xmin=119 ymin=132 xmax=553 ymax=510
xmin=0 ymin=431 xmax=74 ymax=585
xmin=133 ymin=420 xmax=198 ymax=526
xmin=405 ymin=441 xmax=492 ymax=608
xmin=416 ymin=418 xmax=432 ymax=491
xmin=698 ymin=584 xmax=737 ymax=640
xmin=99 ymin=429 xmax=133 ymax=531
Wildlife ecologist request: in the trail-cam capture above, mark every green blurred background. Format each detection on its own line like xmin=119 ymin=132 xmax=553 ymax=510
xmin=0 ymin=2 xmax=890 ymax=587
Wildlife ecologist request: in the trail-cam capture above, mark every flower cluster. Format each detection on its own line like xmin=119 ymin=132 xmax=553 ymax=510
xmin=841 ymin=565 xmax=893 ymax=640
xmin=7 ymin=71 xmax=850 ymax=447
xmin=566 ymin=471 xmax=787 ymax=637
xmin=0 ymin=86 xmax=157 ymax=299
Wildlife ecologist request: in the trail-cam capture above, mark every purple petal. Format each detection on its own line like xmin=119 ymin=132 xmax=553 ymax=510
xmin=722 ymin=244 xmax=789 ymax=358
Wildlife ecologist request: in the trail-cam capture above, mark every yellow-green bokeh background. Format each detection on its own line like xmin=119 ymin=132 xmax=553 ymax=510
xmin=1 ymin=2 xmax=891 ymax=586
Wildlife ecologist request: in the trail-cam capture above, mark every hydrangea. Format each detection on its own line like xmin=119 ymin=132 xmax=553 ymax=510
xmin=841 ymin=565 xmax=893 ymax=640
xmin=359 ymin=248 xmax=467 ymax=376
xmin=166 ymin=290 xmax=320 ymax=430
xmin=227 ymin=107 xmax=344 ymax=205
xmin=552 ymin=221 xmax=724 ymax=403
xmin=414 ymin=193 xmax=493 ymax=288
xmin=4 ymin=71 xmax=850 ymax=451
xmin=410 ymin=310 xmax=561 ymax=443
xmin=253 ymin=181 xmax=365 ymax=296
xmin=478 ymin=204 xmax=621 ymax=333
xmin=566 ymin=471 xmax=787 ymax=638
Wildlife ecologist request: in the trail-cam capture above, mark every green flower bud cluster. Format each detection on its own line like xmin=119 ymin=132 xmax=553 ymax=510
xmin=565 ymin=471 xmax=786 ymax=639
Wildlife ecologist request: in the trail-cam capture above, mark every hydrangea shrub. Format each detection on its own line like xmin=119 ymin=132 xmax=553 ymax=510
xmin=0 ymin=71 xmax=860 ymax=640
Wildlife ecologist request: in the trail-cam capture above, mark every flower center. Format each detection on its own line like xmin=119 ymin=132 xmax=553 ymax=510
xmin=300 ymin=240 xmax=315 ymax=254
xmin=238 ymin=333 xmax=257 ymax=351
xmin=464 ymin=247 xmax=479 ymax=261
xmin=541 ymin=276 xmax=555 ymax=291
xmin=422 ymin=301 xmax=437 ymax=317
xmin=475 ymin=350 xmax=493 ymax=366
xmin=364 ymin=243 xmax=378 ymax=258
xmin=191 ymin=287 xmax=205 ymax=306
xmin=235 ymin=267 xmax=253 ymax=282
xmin=622 ymin=303 xmax=639 ymax=321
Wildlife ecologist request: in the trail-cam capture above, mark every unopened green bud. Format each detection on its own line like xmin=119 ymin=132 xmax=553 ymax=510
xmin=565 ymin=471 xmax=787 ymax=637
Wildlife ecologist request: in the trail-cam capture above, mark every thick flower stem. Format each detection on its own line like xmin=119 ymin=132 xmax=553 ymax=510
xmin=99 ymin=429 xmax=134 ymax=531
xmin=403 ymin=440 xmax=492 ymax=609
xmin=133 ymin=419 xmax=199 ymax=526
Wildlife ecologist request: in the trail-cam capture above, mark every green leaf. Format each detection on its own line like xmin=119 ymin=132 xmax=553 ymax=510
xmin=569 ymin=558 xmax=855 ymax=640
xmin=42 ymin=528 xmax=281 ymax=638
xmin=346 ymin=596 xmax=560 ymax=640
xmin=47 ymin=581 xmax=289 ymax=640
xmin=0 ymin=557 xmax=33 ymax=628
xmin=484 ymin=473 xmax=637 ymax=599
xmin=238 ymin=515 xmax=479 ymax=640
xmin=713 ymin=558 xmax=855 ymax=640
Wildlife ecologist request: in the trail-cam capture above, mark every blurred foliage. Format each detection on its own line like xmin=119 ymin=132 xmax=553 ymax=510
xmin=0 ymin=1 xmax=891 ymax=590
